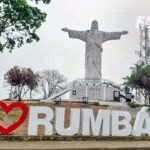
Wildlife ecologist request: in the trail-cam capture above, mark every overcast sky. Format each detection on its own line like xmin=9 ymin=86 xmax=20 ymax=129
xmin=0 ymin=0 xmax=150 ymax=98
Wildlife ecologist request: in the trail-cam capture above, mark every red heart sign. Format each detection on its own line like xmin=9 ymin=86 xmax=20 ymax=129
xmin=0 ymin=101 xmax=29 ymax=135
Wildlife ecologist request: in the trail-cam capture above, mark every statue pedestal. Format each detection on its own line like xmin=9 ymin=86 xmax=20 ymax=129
xmin=69 ymin=78 xmax=121 ymax=101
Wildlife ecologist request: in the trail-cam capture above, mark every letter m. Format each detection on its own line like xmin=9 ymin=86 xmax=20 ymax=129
xmin=82 ymin=109 xmax=110 ymax=136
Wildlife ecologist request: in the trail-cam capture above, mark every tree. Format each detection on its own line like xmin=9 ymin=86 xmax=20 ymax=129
xmin=123 ymin=63 xmax=143 ymax=101
xmin=27 ymin=73 xmax=38 ymax=99
xmin=124 ymin=86 xmax=130 ymax=94
xmin=123 ymin=63 xmax=150 ymax=105
xmin=37 ymin=69 xmax=67 ymax=99
xmin=0 ymin=0 xmax=51 ymax=52
xmin=4 ymin=66 xmax=37 ymax=100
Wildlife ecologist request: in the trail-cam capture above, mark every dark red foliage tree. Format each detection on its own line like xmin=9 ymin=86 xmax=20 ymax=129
xmin=4 ymin=66 xmax=37 ymax=100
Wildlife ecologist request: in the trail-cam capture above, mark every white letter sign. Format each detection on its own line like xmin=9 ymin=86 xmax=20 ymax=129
xmin=82 ymin=109 xmax=111 ymax=136
xmin=132 ymin=107 xmax=150 ymax=136
xmin=28 ymin=106 xmax=54 ymax=136
xmin=111 ymin=111 xmax=132 ymax=136
xmin=55 ymin=107 xmax=80 ymax=136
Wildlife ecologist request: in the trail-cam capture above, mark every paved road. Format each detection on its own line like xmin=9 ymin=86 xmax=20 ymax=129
xmin=1 ymin=141 xmax=150 ymax=150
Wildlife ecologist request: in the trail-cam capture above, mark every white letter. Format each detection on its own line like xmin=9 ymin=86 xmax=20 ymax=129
xmin=28 ymin=106 xmax=54 ymax=136
xmin=82 ymin=109 xmax=111 ymax=136
xmin=55 ymin=107 xmax=80 ymax=136
xmin=111 ymin=111 xmax=132 ymax=136
xmin=132 ymin=107 xmax=150 ymax=136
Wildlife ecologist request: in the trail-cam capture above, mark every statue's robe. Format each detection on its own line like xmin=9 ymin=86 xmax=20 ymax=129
xmin=68 ymin=29 xmax=122 ymax=81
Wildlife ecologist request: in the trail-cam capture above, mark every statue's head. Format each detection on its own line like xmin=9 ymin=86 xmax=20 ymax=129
xmin=91 ymin=20 xmax=99 ymax=31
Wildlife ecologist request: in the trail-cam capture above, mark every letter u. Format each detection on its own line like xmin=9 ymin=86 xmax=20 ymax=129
xmin=55 ymin=107 xmax=80 ymax=136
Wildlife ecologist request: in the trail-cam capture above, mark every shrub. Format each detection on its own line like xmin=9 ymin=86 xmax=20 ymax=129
xmin=128 ymin=102 xmax=140 ymax=108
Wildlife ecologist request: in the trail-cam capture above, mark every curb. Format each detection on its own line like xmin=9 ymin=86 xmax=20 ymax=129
xmin=0 ymin=136 xmax=150 ymax=141
xmin=0 ymin=148 xmax=150 ymax=150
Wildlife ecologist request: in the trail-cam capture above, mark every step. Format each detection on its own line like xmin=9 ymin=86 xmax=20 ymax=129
xmin=0 ymin=141 xmax=150 ymax=150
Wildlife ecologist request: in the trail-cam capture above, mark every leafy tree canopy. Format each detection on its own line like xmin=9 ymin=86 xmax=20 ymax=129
xmin=0 ymin=0 xmax=51 ymax=52
xmin=123 ymin=63 xmax=150 ymax=90
xmin=123 ymin=63 xmax=150 ymax=104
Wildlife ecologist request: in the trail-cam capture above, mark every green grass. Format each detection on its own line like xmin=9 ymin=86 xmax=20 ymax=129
xmin=131 ymin=117 xmax=135 ymax=126
xmin=128 ymin=102 xmax=140 ymax=108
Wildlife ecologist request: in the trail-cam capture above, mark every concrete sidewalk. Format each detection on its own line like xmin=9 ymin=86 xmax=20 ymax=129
xmin=0 ymin=141 xmax=150 ymax=150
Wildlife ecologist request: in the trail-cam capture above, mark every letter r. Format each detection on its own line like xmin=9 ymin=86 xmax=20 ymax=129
xmin=28 ymin=106 xmax=54 ymax=136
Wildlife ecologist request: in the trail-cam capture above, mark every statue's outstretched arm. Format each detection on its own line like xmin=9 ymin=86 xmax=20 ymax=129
xmin=121 ymin=31 xmax=128 ymax=35
xmin=62 ymin=28 xmax=69 ymax=32
xmin=103 ymin=31 xmax=128 ymax=42
xmin=62 ymin=28 xmax=87 ymax=42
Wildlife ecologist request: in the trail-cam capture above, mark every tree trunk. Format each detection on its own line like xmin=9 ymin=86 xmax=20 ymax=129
xmin=18 ymin=86 xmax=21 ymax=101
xmin=30 ymin=90 xmax=32 ymax=100
xmin=148 ymin=90 xmax=150 ymax=108
xmin=9 ymin=85 xmax=12 ymax=99
xmin=135 ymin=88 xmax=137 ymax=101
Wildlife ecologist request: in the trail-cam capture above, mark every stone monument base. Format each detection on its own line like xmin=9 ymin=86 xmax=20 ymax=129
xmin=69 ymin=78 xmax=122 ymax=101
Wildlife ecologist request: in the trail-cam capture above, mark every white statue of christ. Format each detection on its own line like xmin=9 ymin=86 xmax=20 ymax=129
xmin=62 ymin=20 xmax=128 ymax=81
